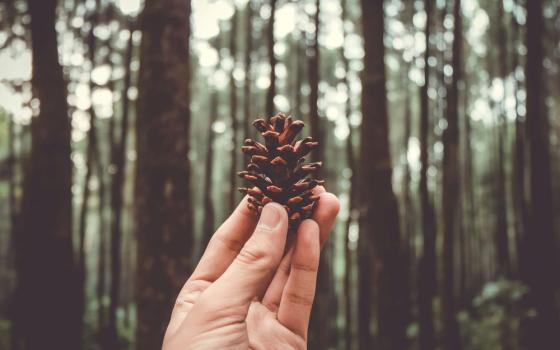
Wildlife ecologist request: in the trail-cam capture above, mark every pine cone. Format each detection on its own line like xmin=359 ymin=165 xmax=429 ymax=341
xmin=238 ymin=113 xmax=324 ymax=231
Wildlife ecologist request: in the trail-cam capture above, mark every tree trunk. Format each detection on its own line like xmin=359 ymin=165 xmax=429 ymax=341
xmin=202 ymin=91 xmax=218 ymax=248
xmin=462 ymin=68 xmax=480 ymax=296
xmin=308 ymin=0 xmax=322 ymax=165
xmin=340 ymin=1 xmax=355 ymax=348
xmin=417 ymin=1 xmax=437 ymax=349
xmin=522 ymin=0 xmax=560 ymax=348
xmin=510 ymin=0 xmax=528 ymax=280
xmin=308 ymin=1 xmax=332 ymax=348
xmin=98 ymin=21 xmax=120 ymax=336
xmin=441 ymin=1 xmax=462 ymax=349
xmin=135 ymin=1 xmax=195 ymax=348
xmin=7 ymin=97 xmax=20 ymax=350
xmin=106 ymin=20 xmax=134 ymax=349
xmin=294 ymin=11 xmax=303 ymax=121
xmin=228 ymin=9 xmax=239 ymax=213
xmin=243 ymin=0 xmax=253 ymax=141
xmin=401 ymin=61 xmax=414 ymax=331
xmin=16 ymin=0 xmax=80 ymax=349
xmin=78 ymin=4 xmax=101 ymax=342
xmin=358 ymin=1 xmax=407 ymax=349
xmin=265 ymin=0 xmax=277 ymax=117
xmin=7 ymin=107 xmax=17 ymax=267
xmin=494 ymin=0 xmax=510 ymax=277
xmin=295 ymin=45 xmax=304 ymax=119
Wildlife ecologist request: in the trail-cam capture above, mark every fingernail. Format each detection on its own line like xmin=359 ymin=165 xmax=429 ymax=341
xmin=258 ymin=203 xmax=282 ymax=231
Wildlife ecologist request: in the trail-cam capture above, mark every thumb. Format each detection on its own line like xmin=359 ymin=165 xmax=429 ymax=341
xmin=196 ymin=203 xmax=288 ymax=312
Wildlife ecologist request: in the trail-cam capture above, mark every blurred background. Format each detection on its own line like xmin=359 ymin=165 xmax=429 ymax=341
xmin=0 ymin=0 xmax=559 ymax=349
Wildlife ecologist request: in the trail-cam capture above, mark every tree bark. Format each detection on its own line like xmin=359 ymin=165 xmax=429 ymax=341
xmin=358 ymin=1 xmax=407 ymax=349
xmin=17 ymin=0 xmax=80 ymax=349
xmin=265 ymin=0 xmax=277 ymax=117
xmin=441 ymin=1 xmax=462 ymax=349
xmin=135 ymin=1 xmax=194 ymax=348
xmin=522 ymin=0 xmax=560 ymax=348
xmin=417 ymin=1 xmax=437 ymax=349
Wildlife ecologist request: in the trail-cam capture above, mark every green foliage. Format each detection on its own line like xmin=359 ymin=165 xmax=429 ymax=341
xmin=459 ymin=280 xmax=528 ymax=350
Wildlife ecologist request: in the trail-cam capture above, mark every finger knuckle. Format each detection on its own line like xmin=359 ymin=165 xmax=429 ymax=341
xmin=237 ymin=242 xmax=274 ymax=268
xmin=285 ymin=291 xmax=314 ymax=306
xmin=291 ymin=261 xmax=318 ymax=273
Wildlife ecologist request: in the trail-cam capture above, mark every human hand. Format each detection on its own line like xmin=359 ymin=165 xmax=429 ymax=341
xmin=162 ymin=188 xmax=339 ymax=350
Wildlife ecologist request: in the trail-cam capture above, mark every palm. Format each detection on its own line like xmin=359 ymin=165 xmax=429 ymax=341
xmin=247 ymin=302 xmax=306 ymax=350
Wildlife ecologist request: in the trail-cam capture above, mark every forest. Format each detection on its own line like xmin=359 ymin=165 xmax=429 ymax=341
xmin=0 ymin=0 xmax=559 ymax=349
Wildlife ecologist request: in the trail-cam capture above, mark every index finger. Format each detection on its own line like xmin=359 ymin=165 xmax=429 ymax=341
xmin=189 ymin=196 xmax=258 ymax=282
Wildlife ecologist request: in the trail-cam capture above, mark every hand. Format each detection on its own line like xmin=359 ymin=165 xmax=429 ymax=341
xmin=163 ymin=188 xmax=339 ymax=350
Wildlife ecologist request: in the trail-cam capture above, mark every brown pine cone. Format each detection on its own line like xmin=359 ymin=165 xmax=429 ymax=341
xmin=238 ymin=113 xmax=324 ymax=231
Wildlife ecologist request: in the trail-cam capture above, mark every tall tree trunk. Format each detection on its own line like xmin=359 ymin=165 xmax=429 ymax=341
xmin=340 ymin=1 xmax=355 ymax=348
xmin=401 ymin=62 xmax=414 ymax=329
xmin=202 ymin=91 xmax=218 ymax=248
xmin=358 ymin=1 xmax=407 ymax=349
xmin=229 ymin=9 xmax=239 ymax=213
xmin=522 ymin=0 xmax=560 ymax=348
xmin=295 ymin=41 xmax=303 ymax=119
xmin=243 ymin=0 xmax=253 ymax=141
xmin=16 ymin=0 xmax=80 ymax=348
xmin=97 ymin=200 xmax=107 ymax=333
xmin=7 ymin=101 xmax=20 ymax=350
xmin=417 ymin=1 xmax=437 ymax=349
xmin=511 ymin=0 xmax=528 ymax=280
xmin=308 ymin=0 xmax=322 ymax=165
xmin=7 ymin=109 xmax=17 ymax=266
xmin=441 ymin=1 xmax=462 ymax=349
xmin=265 ymin=0 xmax=277 ymax=117
xmin=135 ymin=1 xmax=194 ymax=348
xmin=494 ymin=0 xmax=510 ymax=277
xmin=290 ymin=8 xmax=302 ymax=119
xmin=294 ymin=3 xmax=303 ymax=120
xmin=308 ymin=1 xmax=332 ymax=348
xmin=98 ymin=25 xmax=120 ymax=336
xmin=308 ymin=1 xmax=336 ymax=348
xmin=78 ymin=3 xmax=101 ymax=342
xmin=106 ymin=20 xmax=134 ymax=349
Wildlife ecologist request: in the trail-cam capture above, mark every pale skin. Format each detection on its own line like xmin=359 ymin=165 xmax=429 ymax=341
xmin=163 ymin=187 xmax=340 ymax=350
